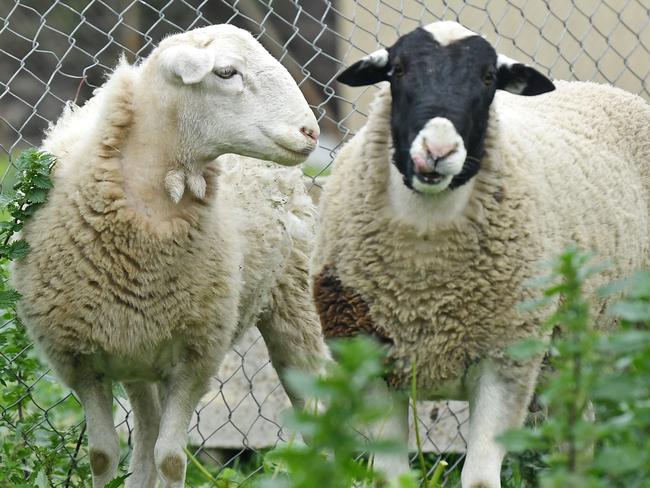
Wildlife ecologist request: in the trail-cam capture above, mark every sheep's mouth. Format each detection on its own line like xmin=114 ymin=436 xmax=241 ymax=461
xmin=275 ymin=141 xmax=314 ymax=157
xmin=414 ymin=169 xmax=445 ymax=185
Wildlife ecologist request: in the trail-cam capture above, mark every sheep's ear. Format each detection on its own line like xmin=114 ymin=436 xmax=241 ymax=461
xmin=337 ymin=49 xmax=390 ymax=87
xmin=496 ymin=54 xmax=555 ymax=96
xmin=160 ymin=44 xmax=215 ymax=85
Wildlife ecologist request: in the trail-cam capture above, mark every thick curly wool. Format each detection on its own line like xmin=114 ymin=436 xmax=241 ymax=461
xmin=13 ymin=61 xmax=326 ymax=385
xmin=10 ymin=25 xmax=328 ymax=488
xmin=313 ymin=81 xmax=650 ymax=393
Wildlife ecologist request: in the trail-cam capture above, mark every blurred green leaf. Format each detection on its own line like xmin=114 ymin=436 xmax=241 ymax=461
xmin=498 ymin=429 xmax=547 ymax=453
xmin=507 ymin=337 xmax=548 ymax=360
xmin=105 ymin=474 xmax=131 ymax=488
xmin=5 ymin=240 xmax=30 ymax=260
xmin=609 ymin=300 xmax=650 ymax=322
xmin=0 ymin=289 xmax=21 ymax=308
xmin=592 ymin=446 xmax=646 ymax=475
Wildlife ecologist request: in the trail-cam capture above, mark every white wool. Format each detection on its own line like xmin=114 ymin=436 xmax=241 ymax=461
xmin=12 ymin=24 xmax=328 ymax=488
xmin=313 ymin=81 xmax=650 ymax=488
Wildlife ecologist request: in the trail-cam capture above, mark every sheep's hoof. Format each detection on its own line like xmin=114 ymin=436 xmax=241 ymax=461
xmin=468 ymin=482 xmax=492 ymax=488
xmin=89 ymin=449 xmax=110 ymax=476
xmin=160 ymin=453 xmax=185 ymax=482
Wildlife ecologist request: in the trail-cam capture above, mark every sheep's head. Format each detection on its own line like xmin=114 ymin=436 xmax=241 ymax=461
xmin=337 ymin=21 xmax=555 ymax=195
xmin=154 ymin=24 xmax=319 ymax=169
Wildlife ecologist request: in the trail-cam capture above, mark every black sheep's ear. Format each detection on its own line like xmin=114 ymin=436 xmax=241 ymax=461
xmin=337 ymin=49 xmax=390 ymax=87
xmin=496 ymin=54 xmax=555 ymax=96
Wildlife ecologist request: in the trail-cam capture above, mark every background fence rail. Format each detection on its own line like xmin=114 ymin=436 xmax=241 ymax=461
xmin=1 ymin=1 xmax=649 ymax=486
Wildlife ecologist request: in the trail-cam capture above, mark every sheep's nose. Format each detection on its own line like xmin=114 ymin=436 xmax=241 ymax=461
xmin=300 ymin=125 xmax=319 ymax=144
xmin=425 ymin=142 xmax=457 ymax=162
xmin=413 ymin=142 xmax=458 ymax=173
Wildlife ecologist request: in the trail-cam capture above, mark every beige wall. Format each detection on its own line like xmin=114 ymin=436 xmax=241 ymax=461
xmin=335 ymin=0 xmax=650 ymax=132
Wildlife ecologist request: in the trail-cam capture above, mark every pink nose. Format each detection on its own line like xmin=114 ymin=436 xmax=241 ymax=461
xmin=425 ymin=142 xmax=457 ymax=161
xmin=413 ymin=142 xmax=458 ymax=173
xmin=300 ymin=126 xmax=319 ymax=144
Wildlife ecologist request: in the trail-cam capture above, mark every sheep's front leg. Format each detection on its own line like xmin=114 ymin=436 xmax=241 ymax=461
xmin=154 ymin=359 xmax=211 ymax=488
xmin=258 ymin=283 xmax=331 ymax=411
xmin=72 ymin=374 xmax=120 ymax=488
xmin=461 ymin=359 xmax=540 ymax=488
xmin=123 ymin=381 xmax=161 ymax=488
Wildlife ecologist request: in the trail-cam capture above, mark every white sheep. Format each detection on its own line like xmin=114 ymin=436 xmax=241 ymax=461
xmin=12 ymin=24 xmax=329 ymax=488
xmin=312 ymin=21 xmax=650 ymax=488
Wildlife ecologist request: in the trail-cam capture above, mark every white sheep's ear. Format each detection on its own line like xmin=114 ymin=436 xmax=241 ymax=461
xmin=337 ymin=49 xmax=390 ymax=87
xmin=496 ymin=54 xmax=555 ymax=96
xmin=160 ymin=44 xmax=215 ymax=85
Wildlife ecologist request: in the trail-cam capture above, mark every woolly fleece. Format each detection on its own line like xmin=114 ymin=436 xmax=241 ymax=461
xmin=312 ymin=81 xmax=650 ymax=394
xmin=12 ymin=59 xmax=328 ymax=391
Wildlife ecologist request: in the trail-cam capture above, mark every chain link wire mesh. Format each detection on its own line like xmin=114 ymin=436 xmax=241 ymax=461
xmin=0 ymin=0 xmax=648 ymax=486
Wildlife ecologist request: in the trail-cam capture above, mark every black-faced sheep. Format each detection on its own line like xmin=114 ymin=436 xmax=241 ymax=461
xmin=312 ymin=20 xmax=650 ymax=488
xmin=12 ymin=25 xmax=329 ymax=488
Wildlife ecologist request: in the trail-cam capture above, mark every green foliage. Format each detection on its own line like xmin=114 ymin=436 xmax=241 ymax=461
xmin=104 ymin=474 xmax=131 ymax=488
xmin=0 ymin=149 xmax=95 ymax=487
xmin=0 ymin=150 xmax=55 ymax=308
xmin=0 ymin=149 xmax=55 ymax=250
xmin=500 ymin=248 xmax=650 ymax=488
xmin=2 ymin=152 xmax=649 ymax=488
xmin=256 ymin=337 xmax=402 ymax=488
xmin=183 ymin=446 xmax=256 ymax=487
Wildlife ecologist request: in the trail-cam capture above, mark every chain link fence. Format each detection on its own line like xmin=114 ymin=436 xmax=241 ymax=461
xmin=1 ymin=0 xmax=649 ymax=486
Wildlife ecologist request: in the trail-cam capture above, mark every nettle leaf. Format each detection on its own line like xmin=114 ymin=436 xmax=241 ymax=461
xmin=32 ymin=174 xmax=53 ymax=190
xmin=597 ymin=330 xmax=650 ymax=354
xmin=0 ymin=289 xmax=21 ymax=308
xmin=27 ymin=188 xmax=48 ymax=204
xmin=592 ymin=376 xmax=642 ymax=402
xmin=593 ymin=445 xmax=646 ymax=475
xmin=105 ymin=474 xmax=131 ymax=488
xmin=609 ymin=300 xmax=650 ymax=323
xmin=35 ymin=470 xmax=50 ymax=488
xmin=5 ymin=240 xmax=30 ymax=260
xmin=394 ymin=473 xmax=419 ymax=488
xmin=497 ymin=428 xmax=546 ymax=452
xmin=622 ymin=271 xmax=650 ymax=299
xmin=0 ymin=193 xmax=15 ymax=207
xmin=13 ymin=150 xmax=34 ymax=171
xmin=22 ymin=204 xmax=42 ymax=217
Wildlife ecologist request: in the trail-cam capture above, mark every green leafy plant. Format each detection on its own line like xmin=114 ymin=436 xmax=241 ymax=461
xmin=0 ymin=149 xmax=56 ymax=302
xmin=501 ymin=248 xmax=650 ymax=488
xmin=255 ymin=337 xmax=415 ymax=488
xmin=0 ymin=149 xmax=99 ymax=487
xmin=3 ymin=153 xmax=649 ymax=488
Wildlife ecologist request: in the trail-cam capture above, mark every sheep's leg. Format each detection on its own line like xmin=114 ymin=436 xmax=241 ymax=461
xmin=461 ymin=359 xmax=540 ymax=488
xmin=370 ymin=387 xmax=411 ymax=480
xmin=123 ymin=381 xmax=161 ymax=488
xmin=261 ymin=297 xmax=410 ymax=479
xmin=73 ymin=375 xmax=120 ymax=488
xmin=154 ymin=362 xmax=210 ymax=488
xmin=258 ymin=283 xmax=331 ymax=411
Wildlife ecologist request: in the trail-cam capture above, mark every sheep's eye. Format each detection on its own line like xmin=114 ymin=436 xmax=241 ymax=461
xmin=214 ymin=67 xmax=237 ymax=79
xmin=392 ymin=62 xmax=405 ymax=77
xmin=483 ymin=71 xmax=495 ymax=86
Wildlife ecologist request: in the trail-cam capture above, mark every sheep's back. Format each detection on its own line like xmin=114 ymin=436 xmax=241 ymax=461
xmin=216 ymin=155 xmax=317 ymax=336
xmin=489 ymin=81 xmax=650 ymax=279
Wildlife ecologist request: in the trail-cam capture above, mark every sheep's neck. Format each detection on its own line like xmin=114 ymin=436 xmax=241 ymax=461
xmin=116 ymin=110 xmax=212 ymax=223
xmin=386 ymin=163 xmax=475 ymax=231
